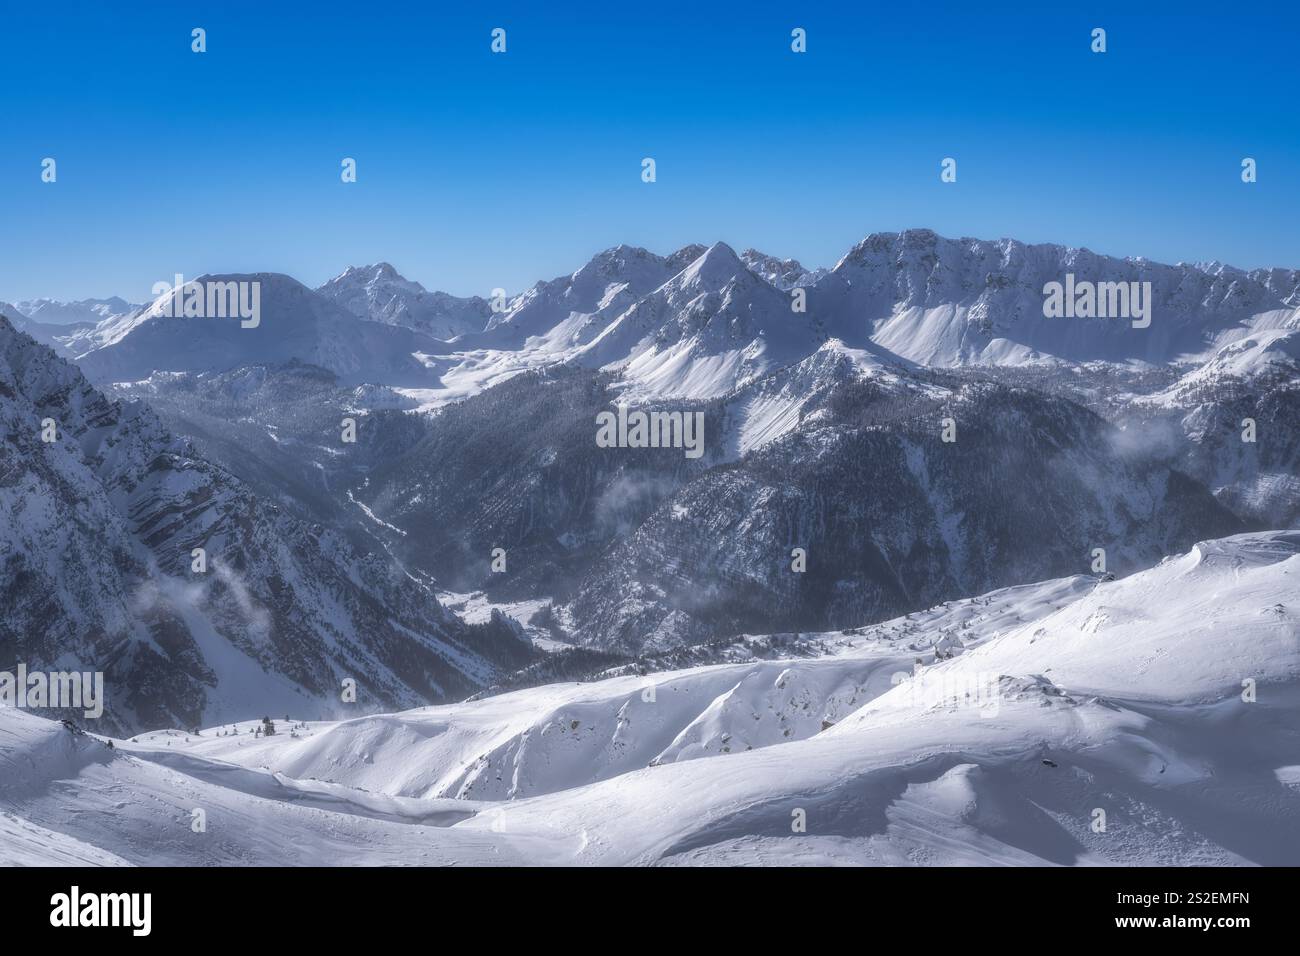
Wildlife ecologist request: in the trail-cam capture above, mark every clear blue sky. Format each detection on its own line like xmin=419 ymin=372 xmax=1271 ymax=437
xmin=2 ymin=0 xmax=1298 ymax=304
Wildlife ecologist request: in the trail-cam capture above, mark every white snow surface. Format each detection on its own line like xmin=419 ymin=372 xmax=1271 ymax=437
xmin=4 ymin=531 xmax=1298 ymax=866
xmin=1145 ymin=328 xmax=1300 ymax=408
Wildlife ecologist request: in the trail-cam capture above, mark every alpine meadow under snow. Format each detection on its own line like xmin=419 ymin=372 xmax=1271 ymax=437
xmin=3 ymin=228 xmax=1298 ymax=866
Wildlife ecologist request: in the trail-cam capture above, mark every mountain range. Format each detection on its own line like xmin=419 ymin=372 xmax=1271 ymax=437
xmin=3 ymin=227 xmax=1298 ymax=729
xmin=27 ymin=229 xmax=1297 ymax=401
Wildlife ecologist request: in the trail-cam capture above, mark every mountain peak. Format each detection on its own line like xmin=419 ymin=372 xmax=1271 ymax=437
xmin=680 ymin=241 xmax=745 ymax=284
xmin=576 ymin=244 xmax=662 ymax=280
xmin=329 ymin=262 xmax=408 ymax=285
xmin=316 ymin=264 xmax=488 ymax=340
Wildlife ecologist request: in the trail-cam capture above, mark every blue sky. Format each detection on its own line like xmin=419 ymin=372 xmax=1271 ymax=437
xmin=2 ymin=0 xmax=1298 ymax=304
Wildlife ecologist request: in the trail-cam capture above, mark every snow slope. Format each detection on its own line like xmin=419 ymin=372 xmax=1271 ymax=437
xmin=3 ymin=531 xmax=1295 ymax=865
xmin=115 ymin=571 xmax=1090 ymax=801
xmin=442 ymin=530 xmax=1300 ymax=864
xmin=1151 ymin=328 xmax=1300 ymax=405
xmin=718 ymin=337 xmax=934 ymax=458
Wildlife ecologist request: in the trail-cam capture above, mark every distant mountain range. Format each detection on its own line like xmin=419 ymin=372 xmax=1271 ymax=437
xmin=3 ymin=228 xmax=1297 ymax=729
xmin=11 ymin=229 xmax=1292 ymax=403
xmin=10 ymin=296 xmax=140 ymax=327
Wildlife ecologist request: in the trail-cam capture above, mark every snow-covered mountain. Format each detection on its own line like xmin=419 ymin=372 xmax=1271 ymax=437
xmin=740 ymin=248 xmax=827 ymax=290
xmin=571 ymin=241 xmax=832 ymax=400
xmin=352 ymin=240 xmax=834 ymax=409
xmin=41 ymin=228 xmax=1295 ymax=418
xmin=14 ymin=295 xmax=140 ymax=327
xmin=316 ymin=263 xmax=492 ymax=341
xmin=351 ymin=343 xmax=936 ymax=606
xmin=1124 ymin=328 xmax=1300 ymax=527
xmin=4 ymin=530 xmax=1296 ymax=865
xmin=561 ymin=375 xmax=1243 ymax=652
xmin=15 ymin=229 xmax=1299 ymax=406
xmin=71 ymin=274 xmax=445 ymax=386
xmin=814 ymin=229 xmax=1300 ymax=367
xmin=711 ymin=339 xmax=915 ymax=458
xmin=0 ymin=302 xmax=92 ymax=355
xmin=360 ymin=231 xmax=1300 ymax=417
xmin=371 ymin=243 xmax=718 ymax=411
xmin=475 ymin=243 xmax=708 ymax=344
xmin=1160 ymin=328 xmax=1300 ymax=399
xmin=0 ymin=317 xmax=533 ymax=734
xmin=344 ymin=335 xmax=1242 ymax=656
